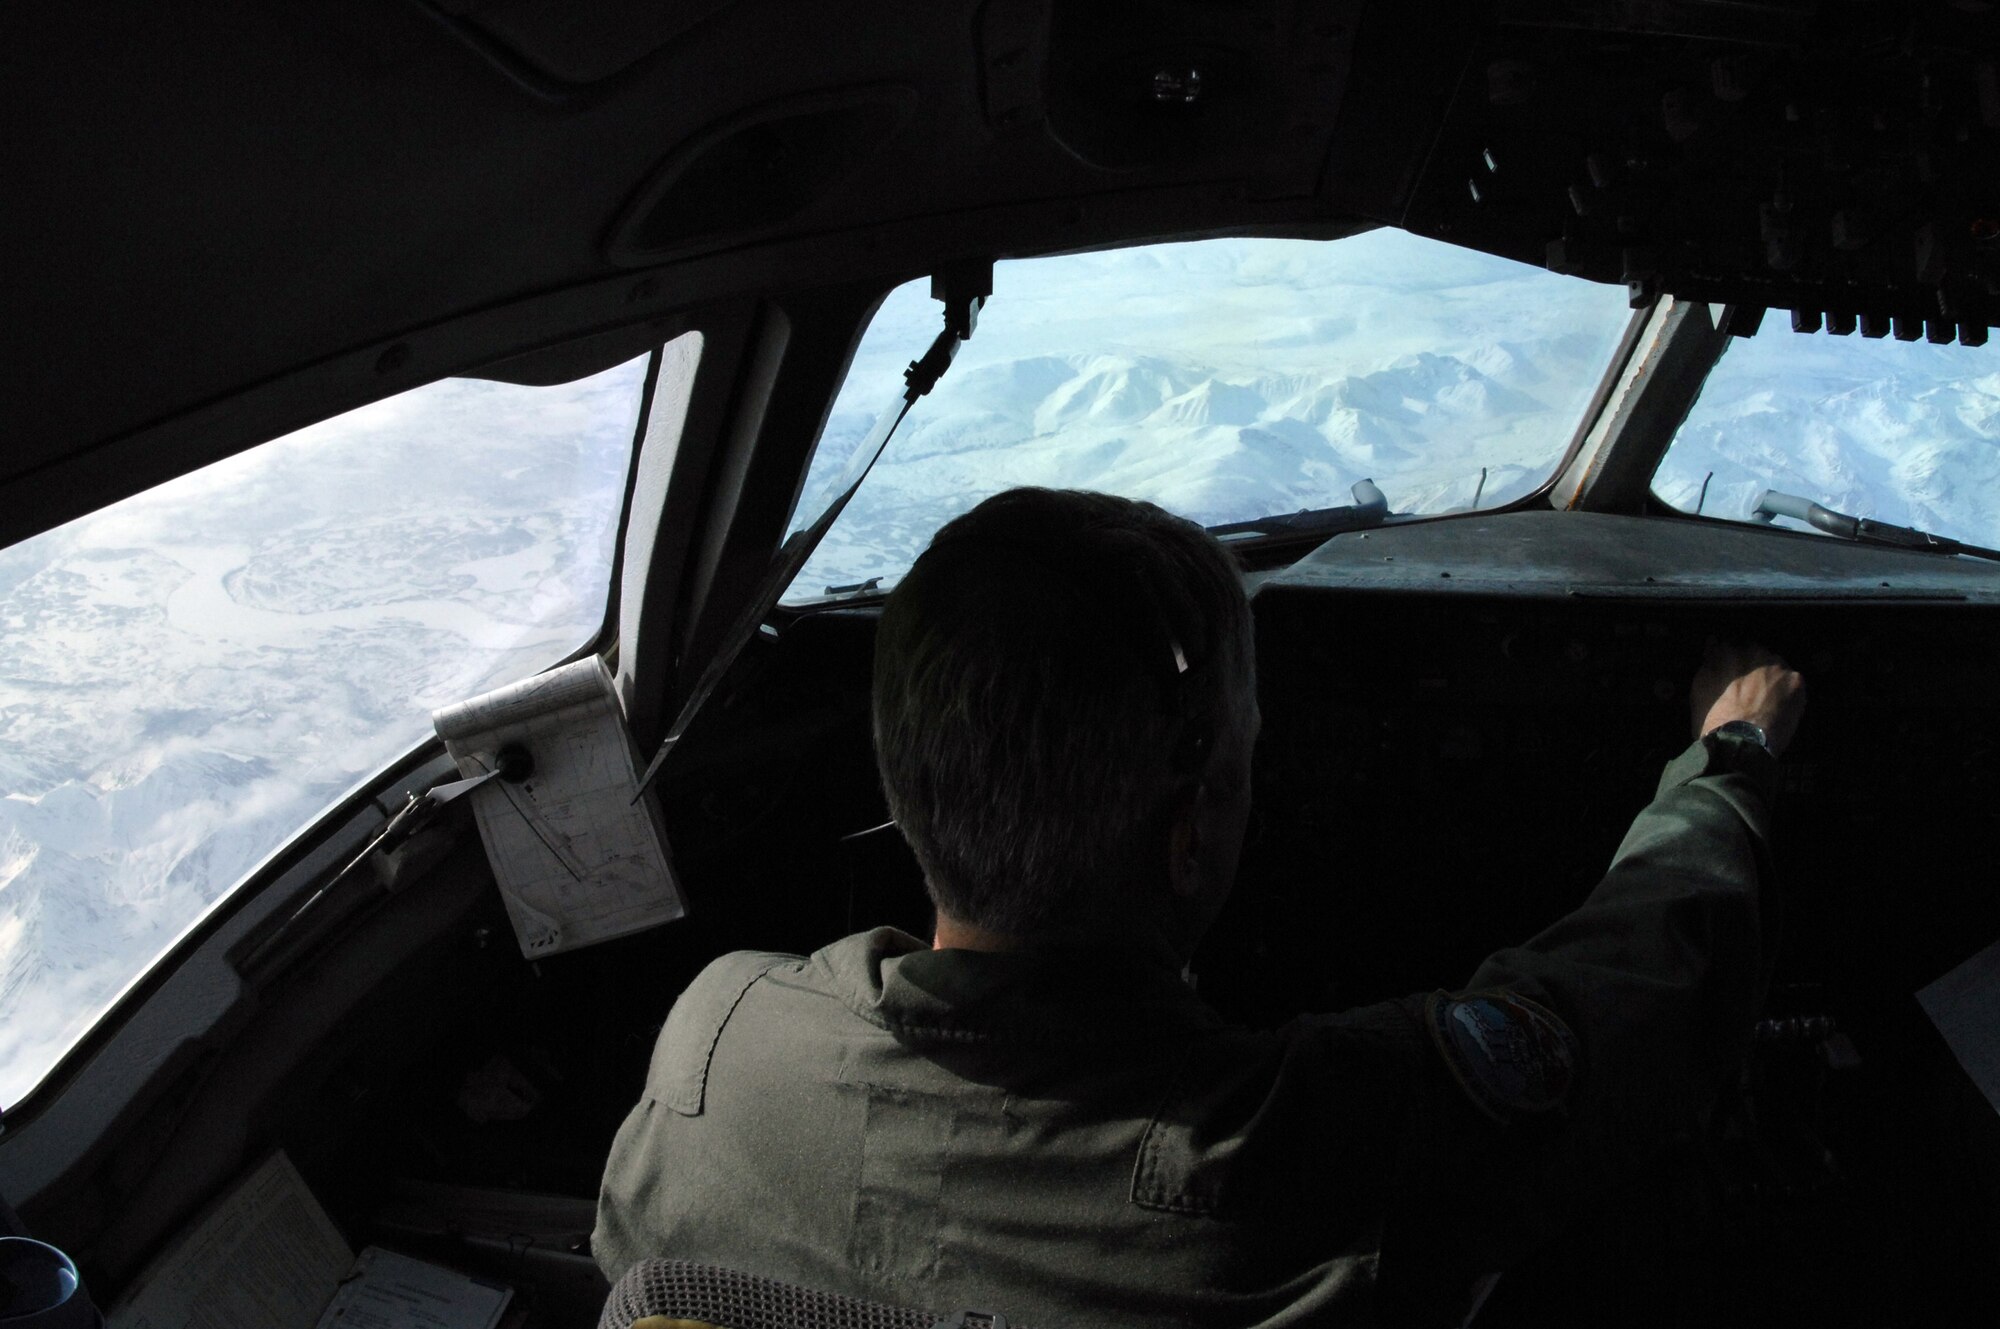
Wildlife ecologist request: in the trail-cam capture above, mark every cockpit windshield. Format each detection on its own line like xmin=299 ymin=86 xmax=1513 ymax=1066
xmin=784 ymin=231 xmax=1636 ymax=601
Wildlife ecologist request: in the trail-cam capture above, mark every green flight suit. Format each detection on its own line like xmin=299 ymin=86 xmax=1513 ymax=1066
xmin=594 ymin=735 xmax=1777 ymax=1327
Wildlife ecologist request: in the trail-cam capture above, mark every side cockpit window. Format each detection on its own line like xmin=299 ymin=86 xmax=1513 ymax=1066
xmin=1654 ymin=325 xmax=1998 ymax=548
xmin=0 ymin=353 xmax=653 ymax=1111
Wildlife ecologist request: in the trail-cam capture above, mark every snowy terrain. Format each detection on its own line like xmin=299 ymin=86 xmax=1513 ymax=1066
xmin=5 ymin=229 xmax=1997 ymax=1111
xmin=1657 ymin=329 xmax=2000 ymax=545
xmin=0 ymin=358 xmax=645 ymax=1109
xmin=797 ymin=236 xmax=2000 ymax=598
xmin=791 ymin=231 xmax=1637 ymax=596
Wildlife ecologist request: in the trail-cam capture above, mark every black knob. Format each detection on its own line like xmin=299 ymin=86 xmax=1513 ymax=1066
xmin=494 ymin=745 xmax=535 ymax=783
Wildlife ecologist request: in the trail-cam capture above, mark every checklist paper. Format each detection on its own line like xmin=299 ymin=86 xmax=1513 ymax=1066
xmin=1918 ymin=934 xmax=2000 ymax=1117
xmin=111 ymin=1152 xmax=353 ymax=1329
xmin=433 ymin=655 xmax=685 ymax=958
xmin=313 ymin=1248 xmax=511 ymax=1329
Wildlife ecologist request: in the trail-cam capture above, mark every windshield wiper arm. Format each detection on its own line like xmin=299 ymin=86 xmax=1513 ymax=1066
xmin=1210 ymin=479 xmax=1390 ymax=540
xmin=630 ymin=261 xmax=992 ymax=801
xmin=1752 ymin=489 xmax=2000 ymax=563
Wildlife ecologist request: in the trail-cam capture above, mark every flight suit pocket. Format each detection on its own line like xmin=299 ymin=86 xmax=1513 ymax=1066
xmin=643 ymin=951 xmax=793 ymax=1116
xmin=846 ymin=1082 xmax=951 ymax=1286
xmin=1131 ymin=1035 xmax=1270 ymax=1216
xmin=1133 ymin=1113 xmax=1226 ymax=1215
xmin=1132 ymin=1029 xmax=1338 ymax=1219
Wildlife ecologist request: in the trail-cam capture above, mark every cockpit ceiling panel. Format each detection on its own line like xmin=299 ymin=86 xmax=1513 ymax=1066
xmin=1392 ymin=4 xmax=2000 ymax=343
xmin=11 ymin=0 xmax=2000 ymax=532
xmin=425 ymin=0 xmax=742 ymax=89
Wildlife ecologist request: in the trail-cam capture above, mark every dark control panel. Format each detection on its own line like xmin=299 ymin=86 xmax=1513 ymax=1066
xmin=1204 ymin=586 xmax=2000 ymax=1014
xmin=1197 ymin=581 xmax=2000 ymax=1327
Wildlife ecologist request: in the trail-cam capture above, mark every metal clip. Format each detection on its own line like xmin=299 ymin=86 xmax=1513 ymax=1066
xmin=935 ymin=1313 xmax=1010 ymax=1329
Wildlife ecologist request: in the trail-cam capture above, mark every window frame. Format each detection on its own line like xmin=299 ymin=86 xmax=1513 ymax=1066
xmin=1646 ymin=314 xmax=2000 ymax=551
xmin=774 ymin=233 xmax=1656 ymax=605
xmin=0 ymin=342 xmax=672 ymax=1134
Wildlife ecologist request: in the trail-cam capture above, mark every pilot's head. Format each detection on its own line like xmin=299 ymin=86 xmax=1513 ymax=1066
xmin=874 ymin=487 xmax=1259 ymax=952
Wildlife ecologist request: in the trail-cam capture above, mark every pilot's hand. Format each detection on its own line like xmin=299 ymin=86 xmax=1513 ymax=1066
xmin=1691 ymin=639 xmax=1807 ymax=757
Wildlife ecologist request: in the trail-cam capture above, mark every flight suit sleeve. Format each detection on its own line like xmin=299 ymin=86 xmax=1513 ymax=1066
xmin=1372 ymin=732 xmax=1780 ymax=1320
xmin=1462 ymin=730 xmax=1778 ymax=1139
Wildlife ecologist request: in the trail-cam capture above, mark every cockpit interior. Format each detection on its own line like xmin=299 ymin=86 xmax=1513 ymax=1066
xmin=7 ymin=2 xmax=2000 ymax=1326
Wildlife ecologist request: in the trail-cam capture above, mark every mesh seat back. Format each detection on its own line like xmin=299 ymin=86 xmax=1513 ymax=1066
xmin=600 ymin=1259 xmax=987 ymax=1329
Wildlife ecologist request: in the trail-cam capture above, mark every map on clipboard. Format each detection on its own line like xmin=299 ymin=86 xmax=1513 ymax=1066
xmin=432 ymin=655 xmax=685 ymax=958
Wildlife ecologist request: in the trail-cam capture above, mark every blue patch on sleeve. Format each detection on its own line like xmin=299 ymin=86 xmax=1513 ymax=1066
xmin=1426 ymin=990 xmax=1578 ymax=1122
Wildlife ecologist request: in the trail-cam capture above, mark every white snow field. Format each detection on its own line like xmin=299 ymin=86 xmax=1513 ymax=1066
xmin=0 ymin=356 xmax=646 ymax=1109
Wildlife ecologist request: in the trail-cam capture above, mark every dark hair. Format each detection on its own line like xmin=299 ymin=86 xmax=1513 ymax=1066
xmin=872 ymin=488 xmax=1256 ymax=936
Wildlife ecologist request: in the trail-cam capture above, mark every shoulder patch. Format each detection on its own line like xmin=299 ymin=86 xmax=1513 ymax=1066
xmin=645 ymin=950 xmax=795 ymax=1116
xmin=1425 ymin=990 xmax=1578 ymax=1123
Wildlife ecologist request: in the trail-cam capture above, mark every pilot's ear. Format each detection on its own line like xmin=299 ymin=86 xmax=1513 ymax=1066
xmin=1166 ymin=785 xmax=1203 ymax=900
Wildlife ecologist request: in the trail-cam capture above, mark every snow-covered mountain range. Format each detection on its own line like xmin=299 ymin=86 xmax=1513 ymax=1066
xmin=793 ymin=232 xmax=1635 ymax=594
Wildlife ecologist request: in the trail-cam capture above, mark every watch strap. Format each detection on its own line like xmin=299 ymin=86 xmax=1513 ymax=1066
xmin=1708 ymin=719 xmax=1769 ymax=752
xmin=1698 ymin=721 xmax=1781 ymax=802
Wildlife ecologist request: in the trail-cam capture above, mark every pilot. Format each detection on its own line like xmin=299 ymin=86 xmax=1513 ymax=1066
xmin=594 ymin=486 xmax=1806 ymax=1326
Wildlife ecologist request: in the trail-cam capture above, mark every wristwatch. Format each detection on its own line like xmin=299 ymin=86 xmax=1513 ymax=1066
xmin=1707 ymin=719 xmax=1771 ymax=754
xmin=1698 ymin=719 xmax=1780 ymax=796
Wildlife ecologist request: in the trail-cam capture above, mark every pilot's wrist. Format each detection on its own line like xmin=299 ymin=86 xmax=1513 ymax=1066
xmin=1699 ymin=720 xmax=1782 ymax=799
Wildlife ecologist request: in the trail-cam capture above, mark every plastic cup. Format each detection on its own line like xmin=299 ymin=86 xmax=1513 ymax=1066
xmin=0 ymin=1238 xmax=101 ymax=1328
